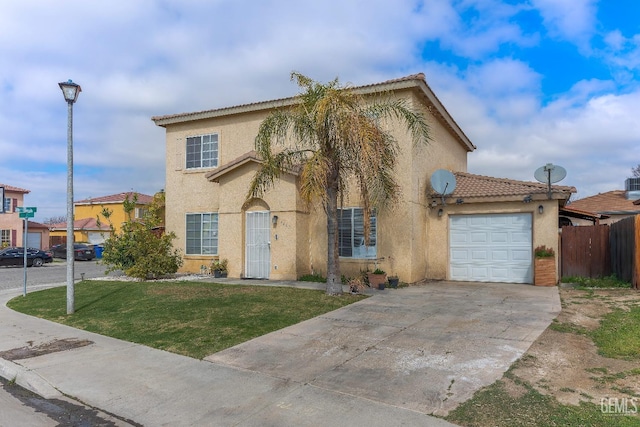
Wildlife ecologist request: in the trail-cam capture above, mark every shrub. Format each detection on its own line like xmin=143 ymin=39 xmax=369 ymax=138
xmin=534 ymin=245 xmax=555 ymax=258
xmin=100 ymin=192 xmax=183 ymax=280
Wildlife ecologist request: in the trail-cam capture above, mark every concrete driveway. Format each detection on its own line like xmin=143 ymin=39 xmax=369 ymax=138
xmin=207 ymin=281 xmax=561 ymax=416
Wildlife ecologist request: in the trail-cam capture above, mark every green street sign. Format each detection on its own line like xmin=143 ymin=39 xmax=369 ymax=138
xmin=17 ymin=207 xmax=37 ymax=218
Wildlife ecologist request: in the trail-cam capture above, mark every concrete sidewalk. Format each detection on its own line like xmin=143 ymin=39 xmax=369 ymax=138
xmin=0 ymin=281 xmax=560 ymax=426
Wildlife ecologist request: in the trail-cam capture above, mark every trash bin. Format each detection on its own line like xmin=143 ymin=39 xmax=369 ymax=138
xmin=94 ymin=246 xmax=103 ymax=259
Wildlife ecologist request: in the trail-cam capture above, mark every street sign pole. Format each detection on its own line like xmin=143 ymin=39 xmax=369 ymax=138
xmin=23 ymin=218 xmax=27 ymax=296
xmin=17 ymin=207 xmax=37 ymax=297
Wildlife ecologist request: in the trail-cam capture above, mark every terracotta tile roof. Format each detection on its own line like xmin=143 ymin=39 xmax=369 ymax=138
xmin=0 ymin=183 xmax=30 ymax=194
xmin=441 ymin=172 xmax=575 ymax=200
xmin=49 ymin=217 xmax=111 ymax=231
xmin=567 ymin=190 xmax=640 ymax=214
xmin=75 ymin=192 xmax=154 ymax=205
xmin=26 ymin=220 xmax=49 ymax=229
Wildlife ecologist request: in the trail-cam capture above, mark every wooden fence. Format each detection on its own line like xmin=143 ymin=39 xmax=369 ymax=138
xmin=561 ymin=224 xmax=611 ymax=279
xmin=610 ymin=215 xmax=640 ymax=289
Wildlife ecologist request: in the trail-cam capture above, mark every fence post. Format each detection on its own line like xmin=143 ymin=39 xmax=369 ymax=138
xmin=635 ymin=216 xmax=640 ymax=290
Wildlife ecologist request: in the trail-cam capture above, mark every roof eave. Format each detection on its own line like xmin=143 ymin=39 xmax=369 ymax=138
xmin=151 ymin=75 xmax=476 ymax=153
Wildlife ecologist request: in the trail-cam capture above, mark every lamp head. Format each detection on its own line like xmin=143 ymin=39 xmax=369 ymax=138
xmin=59 ymin=79 xmax=81 ymax=104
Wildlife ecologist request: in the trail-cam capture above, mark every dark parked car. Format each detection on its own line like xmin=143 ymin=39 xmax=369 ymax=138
xmin=51 ymin=243 xmax=96 ymax=261
xmin=0 ymin=247 xmax=53 ymax=267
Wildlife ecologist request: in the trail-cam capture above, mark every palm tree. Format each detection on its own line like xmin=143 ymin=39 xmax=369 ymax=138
xmin=248 ymin=72 xmax=431 ymax=294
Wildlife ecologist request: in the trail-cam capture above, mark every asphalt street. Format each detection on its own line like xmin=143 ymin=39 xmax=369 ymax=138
xmin=0 ymin=260 xmax=109 ymax=292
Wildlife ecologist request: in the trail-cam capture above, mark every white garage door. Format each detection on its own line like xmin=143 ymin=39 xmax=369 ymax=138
xmin=449 ymin=213 xmax=532 ymax=283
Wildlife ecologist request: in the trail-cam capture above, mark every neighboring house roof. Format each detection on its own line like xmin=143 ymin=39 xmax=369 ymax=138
xmin=441 ymin=172 xmax=575 ymax=202
xmin=559 ymin=206 xmax=610 ymax=223
xmin=0 ymin=183 xmax=30 ymax=194
xmin=205 ymin=150 xmax=299 ymax=183
xmin=49 ymin=217 xmax=111 ymax=231
xmin=151 ymin=73 xmax=476 ymax=153
xmin=26 ymin=221 xmax=49 ymax=229
xmin=75 ymin=192 xmax=154 ymax=205
xmin=567 ymin=190 xmax=640 ymax=215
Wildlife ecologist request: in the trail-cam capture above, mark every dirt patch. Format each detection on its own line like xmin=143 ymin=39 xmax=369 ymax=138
xmin=510 ymin=288 xmax=640 ymax=406
xmin=0 ymin=338 xmax=93 ymax=361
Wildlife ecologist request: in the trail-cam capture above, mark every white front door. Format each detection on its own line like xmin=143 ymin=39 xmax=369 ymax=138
xmin=245 ymin=211 xmax=270 ymax=279
xmin=449 ymin=213 xmax=533 ymax=283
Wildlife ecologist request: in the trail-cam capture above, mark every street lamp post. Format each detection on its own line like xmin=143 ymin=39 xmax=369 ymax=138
xmin=58 ymin=79 xmax=81 ymax=315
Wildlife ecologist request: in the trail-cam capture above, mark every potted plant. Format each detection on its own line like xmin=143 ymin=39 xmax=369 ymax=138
xmin=388 ymin=275 xmax=399 ymax=288
xmin=367 ymin=268 xmax=387 ymax=290
xmin=534 ymin=245 xmax=556 ymax=286
xmin=211 ymin=258 xmax=228 ymax=278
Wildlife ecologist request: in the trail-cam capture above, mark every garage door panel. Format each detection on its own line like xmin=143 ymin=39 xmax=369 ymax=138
xmin=492 ymin=250 xmax=509 ymax=261
xmin=491 ymin=232 xmax=508 ymax=243
xmin=511 ymin=232 xmax=531 ymax=243
xmin=471 ymin=250 xmax=488 ymax=260
xmin=450 ymin=232 xmax=468 ymax=244
xmin=512 ymin=249 xmax=532 ymax=261
xmin=470 ymin=232 xmax=489 ymax=243
xmin=449 ymin=213 xmax=533 ymax=284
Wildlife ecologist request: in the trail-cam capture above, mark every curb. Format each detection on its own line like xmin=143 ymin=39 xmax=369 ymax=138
xmin=0 ymin=357 xmax=62 ymax=399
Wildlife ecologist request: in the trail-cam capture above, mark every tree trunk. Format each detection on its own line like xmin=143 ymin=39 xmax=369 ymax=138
xmin=325 ymin=179 xmax=342 ymax=295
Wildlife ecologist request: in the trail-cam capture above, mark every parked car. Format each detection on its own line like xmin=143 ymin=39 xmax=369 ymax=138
xmin=51 ymin=243 xmax=96 ymax=261
xmin=0 ymin=247 xmax=53 ymax=267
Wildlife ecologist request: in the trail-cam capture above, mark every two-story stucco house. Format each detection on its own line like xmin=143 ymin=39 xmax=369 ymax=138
xmin=0 ymin=183 xmax=50 ymax=249
xmin=49 ymin=192 xmax=154 ymax=245
xmin=0 ymin=183 xmax=30 ymax=248
xmin=152 ymin=74 xmax=574 ymax=285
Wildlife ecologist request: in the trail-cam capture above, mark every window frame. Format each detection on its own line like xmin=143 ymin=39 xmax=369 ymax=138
xmin=185 ymin=212 xmax=219 ymax=255
xmin=0 ymin=230 xmax=10 ymax=247
xmin=338 ymin=207 xmax=377 ymax=259
xmin=185 ymin=133 xmax=219 ymax=170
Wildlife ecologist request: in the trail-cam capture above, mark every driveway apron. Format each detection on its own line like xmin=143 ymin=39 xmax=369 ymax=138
xmin=206 ymin=281 xmax=561 ymax=416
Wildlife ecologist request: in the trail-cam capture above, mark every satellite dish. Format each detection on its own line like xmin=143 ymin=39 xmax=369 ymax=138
xmin=534 ymin=163 xmax=567 ymax=184
xmin=431 ymin=169 xmax=456 ymax=205
xmin=534 ymin=163 xmax=567 ymax=199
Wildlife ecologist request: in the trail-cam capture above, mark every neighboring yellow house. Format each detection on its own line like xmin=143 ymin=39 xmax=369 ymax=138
xmin=49 ymin=192 xmax=154 ymax=245
xmin=152 ymin=73 xmax=574 ymax=285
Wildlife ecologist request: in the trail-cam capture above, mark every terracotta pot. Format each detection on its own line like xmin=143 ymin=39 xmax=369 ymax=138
xmin=367 ymin=272 xmax=387 ymax=288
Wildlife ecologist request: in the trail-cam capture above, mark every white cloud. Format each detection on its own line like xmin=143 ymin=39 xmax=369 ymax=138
xmin=531 ymin=0 xmax=597 ymax=48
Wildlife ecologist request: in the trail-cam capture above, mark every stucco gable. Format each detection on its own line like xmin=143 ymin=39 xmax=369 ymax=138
xmin=205 ymin=150 xmax=299 ymax=183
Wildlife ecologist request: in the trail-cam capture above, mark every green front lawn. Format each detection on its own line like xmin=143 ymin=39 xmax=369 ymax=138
xmin=8 ymin=280 xmax=365 ymax=359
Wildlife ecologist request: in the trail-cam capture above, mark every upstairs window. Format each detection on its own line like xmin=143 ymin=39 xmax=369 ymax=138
xmin=186 ymin=134 xmax=218 ymax=169
xmin=338 ymin=208 xmax=377 ymax=259
xmin=3 ymin=198 xmax=10 ymax=213
xmin=134 ymin=208 xmax=149 ymax=219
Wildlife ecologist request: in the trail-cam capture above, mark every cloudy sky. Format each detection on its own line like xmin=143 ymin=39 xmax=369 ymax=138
xmin=1 ymin=0 xmax=638 ymax=221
